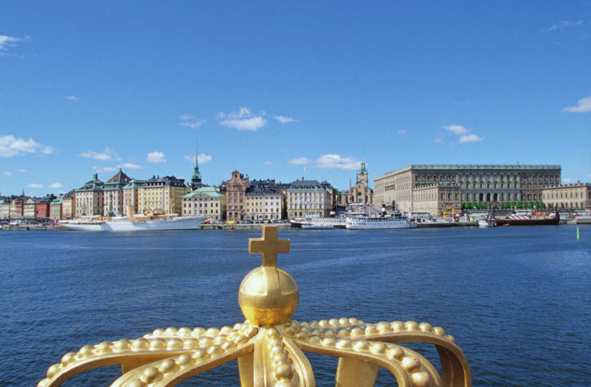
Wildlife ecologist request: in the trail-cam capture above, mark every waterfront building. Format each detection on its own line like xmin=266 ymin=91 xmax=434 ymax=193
xmin=0 ymin=198 xmax=11 ymax=220
xmin=50 ymin=195 xmax=63 ymax=220
xmin=225 ymin=171 xmax=250 ymax=221
xmin=137 ymin=176 xmax=189 ymax=215
xmin=182 ymin=186 xmax=226 ymax=220
xmin=341 ymin=162 xmax=374 ymax=206
xmin=122 ymin=179 xmax=146 ymax=216
xmin=103 ymin=169 xmax=132 ymax=216
xmin=411 ymin=183 xmax=461 ymax=216
xmin=287 ymin=179 xmax=333 ymax=219
xmin=245 ymin=180 xmax=283 ymax=221
xmin=61 ymin=190 xmax=75 ymax=220
xmin=374 ymin=165 xmax=562 ymax=214
xmin=75 ymin=172 xmax=105 ymax=217
xmin=35 ymin=195 xmax=55 ymax=218
xmin=542 ymin=183 xmax=591 ymax=210
xmin=9 ymin=196 xmax=24 ymax=219
xmin=23 ymin=197 xmax=37 ymax=219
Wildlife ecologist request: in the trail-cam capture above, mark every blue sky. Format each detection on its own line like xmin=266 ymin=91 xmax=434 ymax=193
xmin=1 ymin=1 xmax=590 ymax=197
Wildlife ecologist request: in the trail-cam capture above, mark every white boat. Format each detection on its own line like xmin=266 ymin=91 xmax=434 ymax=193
xmin=345 ymin=215 xmax=417 ymax=230
xmin=297 ymin=217 xmax=347 ymax=229
xmin=106 ymin=214 xmax=206 ymax=231
xmin=478 ymin=218 xmax=497 ymax=228
xmin=60 ymin=213 xmax=206 ymax=231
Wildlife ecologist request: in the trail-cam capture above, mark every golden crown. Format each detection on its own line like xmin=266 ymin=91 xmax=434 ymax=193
xmin=39 ymin=226 xmax=471 ymax=387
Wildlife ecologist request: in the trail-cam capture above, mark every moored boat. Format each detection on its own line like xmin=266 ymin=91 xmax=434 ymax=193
xmin=494 ymin=210 xmax=559 ymax=226
xmin=478 ymin=218 xmax=497 ymax=228
xmin=345 ymin=214 xmax=417 ymax=230
xmin=297 ymin=217 xmax=347 ymax=229
xmin=106 ymin=214 xmax=206 ymax=231
xmin=60 ymin=213 xmax=206 ymax=231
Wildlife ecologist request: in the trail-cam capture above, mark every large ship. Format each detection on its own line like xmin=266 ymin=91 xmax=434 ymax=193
xmin=494 ymin=210 xmax=559 ymax=226
xmin=60 ymin=212 xmax=206 ymax=231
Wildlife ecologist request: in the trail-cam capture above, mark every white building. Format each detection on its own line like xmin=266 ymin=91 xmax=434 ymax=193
xmin=182 ymin=186 xmax=226 ymax=220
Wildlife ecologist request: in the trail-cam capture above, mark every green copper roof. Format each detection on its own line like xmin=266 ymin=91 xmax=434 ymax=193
xmin=183 ymin=186 xmax=224 ymax=199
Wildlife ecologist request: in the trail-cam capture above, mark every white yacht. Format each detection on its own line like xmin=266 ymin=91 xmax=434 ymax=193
xmin=60 ymin=213 xmax=206 ymax=231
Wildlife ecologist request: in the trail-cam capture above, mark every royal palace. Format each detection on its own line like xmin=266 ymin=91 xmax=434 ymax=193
xmin=373 ymin=164 xmax=583 ymax=215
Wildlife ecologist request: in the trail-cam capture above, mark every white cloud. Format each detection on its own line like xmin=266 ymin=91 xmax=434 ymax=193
xmin=49 ymin=183 xmax=63 ymax=189
xmin=0 ymin=135 xmax=54 ymax=157
xmin=119 ymin=163 xmax=143 ymax=170
xmin=289 ymin=155 xmax=361 ymax=170
xmin=442 ymin=125 xmax=469 ymax=135
xmin=180 ymin=121 xmax=205 ymax=128
xmin=179 ymin=114 xmax=205 ymax=128
xmin=275 ymin=115 xmax=296 ymax=124
xmin=66 ymin=96 xmax=78 ymax=101
xmin=562 ymin=96 xmax=591 ymax=113
xmin=440 ymin=124 xmax=484 ymax=144
xmin=397 ymin=130 xmax=407 ymax=135
xmin=314 ymin=154 xmax=361 ymax=170
xmin=543 ymin=20 xmax=583 ymax=32
xmin=264 ymin=161 xmax=272 ymax=165
xmin=288 ymin=157 xmax=312 ymax=166
xmin=184 ymin=154 xmax=212 ymax=164
xmin=0 ymin=35 xmax=31 ymax=54
xmin=506 ymin=141 xmax=521 ymax=146
xmin=79 ymin=147 xmax=120 ymax=161
xmin=17 ymin=169 xmax=27 ymax=173
xmin=459 ymin=134 xmax=485 ymax=143
xmin=93 ymin=166 xmax=117 ymax=173
xmin=3 ymin=171 xmax=12 ymax=176
xmin=217 ymin=108 xmax=267 ymax=131
xmin=27 ymin=183 xmax=43 ymax=189
xmin=147 ymin=151 xmax=166 ymax=163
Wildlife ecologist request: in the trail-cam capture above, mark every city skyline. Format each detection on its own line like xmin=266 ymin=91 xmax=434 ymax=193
xmin=1 ymin=2 xmax=590 ymax=196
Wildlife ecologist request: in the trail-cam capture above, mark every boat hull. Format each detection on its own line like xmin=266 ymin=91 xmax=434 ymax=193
xmin=495 ymin=211 xmax=559 ymax=226
xmin=107 ymin=216 xmax=206 ymax=231
xmin=60 ymin=222 xmax=109 ymax=231
xmin=61 ymin=216 xmax=206 ymax=231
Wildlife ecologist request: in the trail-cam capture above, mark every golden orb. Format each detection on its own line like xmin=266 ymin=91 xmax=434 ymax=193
xmin=238 ymin=266 xmax=299 ymax=326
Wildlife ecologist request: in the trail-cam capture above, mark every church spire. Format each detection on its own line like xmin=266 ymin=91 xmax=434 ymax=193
xmin=191 ymin=142 xmax=203 ymax=190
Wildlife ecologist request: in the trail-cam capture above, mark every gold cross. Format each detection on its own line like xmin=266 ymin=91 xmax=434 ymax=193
xmin=249 ymin=226 xmax=290 ymax=267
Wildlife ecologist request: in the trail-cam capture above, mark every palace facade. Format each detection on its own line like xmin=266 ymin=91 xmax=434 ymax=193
xmin=374 ymin=165 xmax=562 ymax=215
xmin=542 ymin=183 xmax=590 ymax=210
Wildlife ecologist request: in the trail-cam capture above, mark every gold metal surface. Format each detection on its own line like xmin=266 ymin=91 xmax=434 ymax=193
xmin=39 ymin=226 xmax=472 ymax=387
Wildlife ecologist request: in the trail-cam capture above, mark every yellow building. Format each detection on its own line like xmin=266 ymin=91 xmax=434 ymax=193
xmin=245 ymin=180 xmax=283 ymax=221
xmin=287 ymin=179 xmax=333 ymax=219
xmin=137 ymin=176 xmax=189 ymax=215
xmin=542 ymin=183 xmax=591 ymax=210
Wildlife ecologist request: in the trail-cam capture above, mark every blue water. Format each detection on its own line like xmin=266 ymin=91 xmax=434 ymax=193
xmin=1 ymin=226 xmax=589 ymax=386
